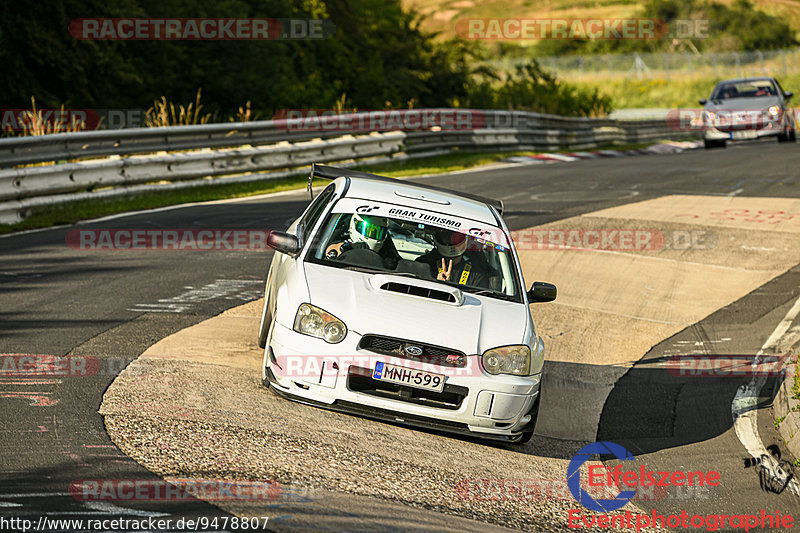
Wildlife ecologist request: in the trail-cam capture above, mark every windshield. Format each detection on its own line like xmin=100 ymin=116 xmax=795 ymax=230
xmin=306 ymin=209 xmax=522 ymax=301
xmin=711 ymin=80 xmax=777 ymax=100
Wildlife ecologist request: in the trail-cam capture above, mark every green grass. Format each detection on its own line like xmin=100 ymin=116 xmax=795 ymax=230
xmin=570 ymin=73 xmax=800 ymax=109
xmin=402 ymin=0 xmax=800 ymax=41
xmin=353 ymin=151 xmax=526 ymax=177
xmin=793 ymin=357 xmax=800 ymax=403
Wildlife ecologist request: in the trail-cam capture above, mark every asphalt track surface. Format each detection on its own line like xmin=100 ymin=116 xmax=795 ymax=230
xmin=2 ymin=139 xmax=800 ymax=531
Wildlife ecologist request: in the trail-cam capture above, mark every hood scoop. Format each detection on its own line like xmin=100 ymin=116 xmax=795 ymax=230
xmin=369 ymin=274 xmax=464 ymax=306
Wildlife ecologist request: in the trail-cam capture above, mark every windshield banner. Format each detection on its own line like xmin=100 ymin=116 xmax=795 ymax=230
xmin=332 ymin=198 xmax=511 ymax=248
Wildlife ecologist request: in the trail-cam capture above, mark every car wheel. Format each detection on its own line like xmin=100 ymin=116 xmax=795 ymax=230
xmin=778 ymin=132 xmax=788 ymax=142
xmin=790 ymin=129 xmax=797 ymax=142
xmin=704 ymin=139 xmax=725 ymax=149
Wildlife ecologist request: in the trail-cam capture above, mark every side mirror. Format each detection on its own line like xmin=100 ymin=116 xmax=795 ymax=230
xmin=267 ymin=231 xmax=300 ymax=255
xmin=699 ymin=98 xmax=707 ymax=105
xmin=785 ymin=91 xmax=793 ymax=99
xmin=527 ymin=281 xmax=557 ymax=303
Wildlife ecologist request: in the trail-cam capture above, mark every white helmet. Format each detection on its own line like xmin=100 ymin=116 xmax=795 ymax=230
xmin=349 ymin=214 xmax=389 ymax=252
xmin=434 ymin=230 xmax=467 ymax=258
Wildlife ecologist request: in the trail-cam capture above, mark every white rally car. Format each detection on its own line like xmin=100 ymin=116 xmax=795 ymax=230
xmin=259 ymin=164 xmax=556 ymax=443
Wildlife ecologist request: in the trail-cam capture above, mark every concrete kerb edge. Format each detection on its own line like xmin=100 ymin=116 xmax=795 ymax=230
xmin=774 ymin=366 xmax=800 ymax=460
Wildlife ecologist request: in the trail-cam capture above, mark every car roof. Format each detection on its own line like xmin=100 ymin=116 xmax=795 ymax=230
xmin=715 ymin=77 xmax=777 ymax=84
xmin=312 ymin=164 xmax=503 ymax=226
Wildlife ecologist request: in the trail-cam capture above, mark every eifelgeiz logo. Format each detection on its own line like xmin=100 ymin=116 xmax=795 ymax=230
xmin=567 ymin=442 xmax=720 ymax=512
xmin=567 ymin=442 xmax=794 ymax=531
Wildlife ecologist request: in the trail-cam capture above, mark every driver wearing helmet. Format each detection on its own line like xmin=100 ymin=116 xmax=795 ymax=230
xmin=416 ymin=229 xmax=496 ymax=289
xmin=325 ymin=214 xmax=400 ymax=268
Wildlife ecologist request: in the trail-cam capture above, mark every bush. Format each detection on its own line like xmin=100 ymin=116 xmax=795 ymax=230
xmin=463 ymin=60 xmax=612 ymax=116
xmin=533 ymin=0 xmax=798 ymax=57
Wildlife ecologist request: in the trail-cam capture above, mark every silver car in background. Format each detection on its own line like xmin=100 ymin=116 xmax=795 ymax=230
xmin=700 ymin=77 xmax=796 ymax=149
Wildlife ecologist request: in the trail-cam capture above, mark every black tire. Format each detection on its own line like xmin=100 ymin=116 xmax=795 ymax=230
xmin=790 ymin=129 xmax=797 ymax=142
xmin=704 ymin=139 xmax=725 ymax=149
xmin=257 ymin=289 xmax=273 ymax=348
xmin=257 ymin=268 xmax=274 ymax=348
xmin=262 ymin=350 xmax=276 ymax=388
xmin=778 ymin=132 xmax=788 ymax=143
xmin=510 ymin=396 xmax=540 ymax=445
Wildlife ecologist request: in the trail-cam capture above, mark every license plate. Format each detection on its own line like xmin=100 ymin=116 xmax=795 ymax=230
xmin=373 ymin=362 xmax=445 ymax=392
xmin=730 ymin=130 xmax=758 ymax=140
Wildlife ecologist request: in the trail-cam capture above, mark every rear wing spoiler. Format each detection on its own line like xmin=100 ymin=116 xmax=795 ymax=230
xmin=309 ymin=163 xmax=504 ymax=215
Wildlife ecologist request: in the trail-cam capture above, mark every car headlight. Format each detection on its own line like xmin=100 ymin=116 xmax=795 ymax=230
xmin=482 ymin=345 xmax=532 ymax=376
xmin=768 ymin=106 xmax=780 ymax=117
xmin=293 ymin=303 xmax=347 ymax=343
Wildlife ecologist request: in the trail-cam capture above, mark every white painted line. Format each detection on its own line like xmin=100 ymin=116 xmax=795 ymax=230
xmin=82 ymin=501 xmax=171 ymax=517
xmin=128 ymin=279 xmax=262 ymax=313
xmin=534 ymin=153 xmax=580 ymax=162
xmin=731 ymin=292 xmax=800 ymax=496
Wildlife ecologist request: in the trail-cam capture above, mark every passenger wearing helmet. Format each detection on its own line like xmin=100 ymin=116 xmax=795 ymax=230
xmin=416 ymin=229 xmax=496 ymax=289
xmin=325 ymin=214 xmax=400 ymax=268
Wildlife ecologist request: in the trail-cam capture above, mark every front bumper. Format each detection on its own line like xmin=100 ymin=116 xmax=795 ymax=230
xmin=264 ymin=320 xmax=542 ymax=442
xmin=703 ymin=123 xmax=782 ymax=141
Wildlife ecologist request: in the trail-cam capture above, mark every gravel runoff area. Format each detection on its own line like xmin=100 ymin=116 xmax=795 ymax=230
xmin=99 ymin=193 xmax=800 ymax=531
xmin=99 ymin=299 xmax=666 ymax=532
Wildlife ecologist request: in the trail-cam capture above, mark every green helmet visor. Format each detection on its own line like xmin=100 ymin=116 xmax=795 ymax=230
xmin=354 ymin=218 xmax=387 ymax=241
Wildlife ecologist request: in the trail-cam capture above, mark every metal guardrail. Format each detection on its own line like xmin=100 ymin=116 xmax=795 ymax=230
xmin=0 ymin=109 xmax=645 ymax=168
xmin=0 ymin=109 xmax=694 ymax=224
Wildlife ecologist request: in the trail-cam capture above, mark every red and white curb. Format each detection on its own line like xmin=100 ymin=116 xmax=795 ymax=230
xmin=504 ymin=140 xmax=702 ymax=164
